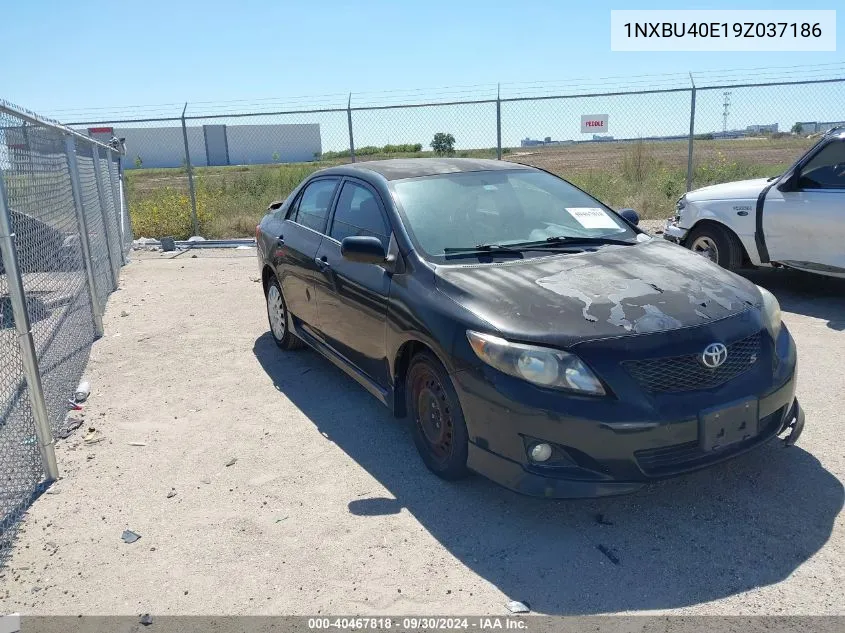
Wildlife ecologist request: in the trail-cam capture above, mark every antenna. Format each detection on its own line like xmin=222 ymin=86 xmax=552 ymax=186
xmin=722 ymin=91 xmax=732 ymax=132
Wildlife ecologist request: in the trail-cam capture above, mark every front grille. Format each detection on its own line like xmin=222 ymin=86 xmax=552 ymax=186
xmin=635 ymin=406 xmax=784 ymax=476
xmin=623 ymin=333 xmax=761 ymax=393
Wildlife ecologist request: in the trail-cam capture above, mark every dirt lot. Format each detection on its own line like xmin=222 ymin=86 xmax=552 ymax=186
xmin=1 ymin=248 xmax=843 ymax=615
xmin=511 ymin=137 xmax=814 ymax=175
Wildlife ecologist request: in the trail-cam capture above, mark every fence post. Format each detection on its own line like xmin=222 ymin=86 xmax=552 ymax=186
xmin=91 ymin=145 xmax=120 ymax=287
xmin=686 ymin=74 xmax=696 ymax=192
xmin=181 ymin=103 xmax=199 ymax=237
xmin=64 ymin=135 xmax=105 ymax=339
xmin=347 ymin=93 xmax=356 ymax=163
xmin=107 ymin=149 xmax=127 ymax=265
xmin=0 ymin=164 xmax=60 ymax=482
xmin=496 ymin=83 xmax=502 ymax=160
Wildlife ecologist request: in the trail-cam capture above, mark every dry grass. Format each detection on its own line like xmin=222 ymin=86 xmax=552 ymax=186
xmin=125 ymin=136 xmax=814 ymax=238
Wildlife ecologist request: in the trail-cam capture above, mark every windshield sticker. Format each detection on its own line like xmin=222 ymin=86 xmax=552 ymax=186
xmin=483 ymin=184 xmax=498 ymax=191
xmin=566 ymin=207 xmax=619 ymax=229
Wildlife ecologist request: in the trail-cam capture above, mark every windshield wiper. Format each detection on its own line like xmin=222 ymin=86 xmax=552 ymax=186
xmin=510 ymin=235 xmax=636 ymax=248
xmin=443 ymin=235 xmax=635 ymax=257
xmin=442 ymin=244 xmax=528 ymax=256
xmin=766 ymin=174 xmax=781 ymax=182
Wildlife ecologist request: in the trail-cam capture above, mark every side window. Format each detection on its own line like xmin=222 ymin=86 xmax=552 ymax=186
xmin=798 ymin=141 xmax=845 ymax=190
xmin=329 ymin=182 xmax=390 ymax=248
xmin=293 ymin=178 xmax=339 ymax=232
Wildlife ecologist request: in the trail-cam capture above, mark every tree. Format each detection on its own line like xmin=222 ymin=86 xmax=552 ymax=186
xmin=134 ymin=155 xmax=143 ymax=169
xmin=430 ymin=132 xmax=455 ymax=156
xmin=791 ymin=122 xmax=804 ymax=135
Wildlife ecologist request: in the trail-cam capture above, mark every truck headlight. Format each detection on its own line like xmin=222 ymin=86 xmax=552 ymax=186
xmin=675 ymin=195 xmax=687 ymax=213
xmin=466 ymin=331 xmax=605 ymax=395
xmin=756 ymin=285 xmax=782 ymax=341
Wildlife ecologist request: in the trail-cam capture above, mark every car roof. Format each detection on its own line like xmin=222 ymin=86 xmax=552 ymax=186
xmin=315 ymin=158 xmax=536 ymax=182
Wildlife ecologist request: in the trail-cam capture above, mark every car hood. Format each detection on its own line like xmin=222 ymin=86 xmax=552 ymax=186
xmin=686 ymin=177 xmax=770 ymax=202
xmin=434 ymin=239 xmax=761 ymax=346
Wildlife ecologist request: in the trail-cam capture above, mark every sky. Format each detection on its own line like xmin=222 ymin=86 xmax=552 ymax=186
xmin=2 ymin=0 xmax=844 ymax=151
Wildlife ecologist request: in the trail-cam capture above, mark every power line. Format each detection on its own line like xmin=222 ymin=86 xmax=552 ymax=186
xmin=51 ymin=62 xmax=845 ymax=123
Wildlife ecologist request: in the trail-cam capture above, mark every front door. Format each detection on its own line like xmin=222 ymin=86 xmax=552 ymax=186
xmin=313 ymin=179 xmax=393 ymax=386
xmin=764 ymin=138 xmax=845 ymax=276
xmin=273 ymin=177 xmax=339 ymax=330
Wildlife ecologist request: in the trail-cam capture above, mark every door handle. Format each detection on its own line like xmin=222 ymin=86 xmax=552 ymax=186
xmin=277 ymin=235 xmax=285 ymax=246
xmin=315 ymin=256 xmax=330 ymax=270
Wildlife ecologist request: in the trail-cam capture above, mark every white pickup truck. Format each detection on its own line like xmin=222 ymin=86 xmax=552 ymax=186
xmin=664 ymin=127 xmax=845 ymax=279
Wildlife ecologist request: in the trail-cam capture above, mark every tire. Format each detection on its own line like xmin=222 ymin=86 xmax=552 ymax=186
xmin=406 ymin=351 xmax=470 ymax=480
xmin=265 ymin=275 xmax=304 ymax=350
xmin=686 ymin=223 xmax=744 ymax=270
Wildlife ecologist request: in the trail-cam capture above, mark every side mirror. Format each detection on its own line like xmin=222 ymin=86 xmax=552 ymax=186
xmin=777 ymin=172 xmax=798 ymax=192
xmin=619 ymin=208 xmax=640 ymax=226
xmin=341 ymin=235 xmax=387 ymax=264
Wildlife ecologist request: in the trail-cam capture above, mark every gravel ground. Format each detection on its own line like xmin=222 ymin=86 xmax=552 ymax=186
xmin=0 ymin=247 xmax=842 ymax=615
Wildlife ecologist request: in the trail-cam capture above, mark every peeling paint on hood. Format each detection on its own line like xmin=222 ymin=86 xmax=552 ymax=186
xmin=435 ymin=240 xmax=760 ymax=346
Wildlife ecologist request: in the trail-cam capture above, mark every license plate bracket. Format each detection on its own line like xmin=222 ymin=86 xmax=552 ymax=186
xmin=699 ymin=398 xmax=759 ymax=452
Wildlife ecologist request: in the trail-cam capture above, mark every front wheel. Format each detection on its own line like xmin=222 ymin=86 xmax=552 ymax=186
xmin=687 ymin=223 xmax=744 ymax=270
xmin=265 ymin=275 xmax=303 ymax=350
xmin=406 ymin=352 xmax=469 ymax=480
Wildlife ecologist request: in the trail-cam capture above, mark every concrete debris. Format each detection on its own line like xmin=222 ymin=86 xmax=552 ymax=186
xmin=82 ymin=428 xmax=105 ymax=444
xmin=57 ymin=418 xmax=83 ymax=439
xmin=121 ymin=530 xmax=141 ymax=544
xmin=506 ymin=600 xmax=530 ymax=613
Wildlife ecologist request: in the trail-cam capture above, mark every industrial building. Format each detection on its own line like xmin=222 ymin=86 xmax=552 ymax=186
xmin=85 ymin=123 xmax=322 ymax=168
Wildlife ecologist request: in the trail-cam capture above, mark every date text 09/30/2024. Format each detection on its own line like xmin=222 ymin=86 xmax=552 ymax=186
xmin=307 ymin=617 xmax=528 ymax=630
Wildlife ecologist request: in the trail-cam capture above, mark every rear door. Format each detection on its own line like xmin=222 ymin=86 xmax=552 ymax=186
xmin=764 ymin=138 xmax=845 ymax=275
xmin=313 ymin=178 xmax=393 ymax=386
xmin=272 ymin=177 xmax=339 ymax=330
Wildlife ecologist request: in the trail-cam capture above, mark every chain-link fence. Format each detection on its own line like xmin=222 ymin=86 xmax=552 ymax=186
xmin=66 ymin=75 xmax=845 ymax=237
xmin=0 ymin=101 xmax=129 ymax=564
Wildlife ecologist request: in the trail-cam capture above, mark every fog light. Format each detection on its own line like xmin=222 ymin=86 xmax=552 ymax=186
xmin=529 ymin=442 xmax=553 ymax=463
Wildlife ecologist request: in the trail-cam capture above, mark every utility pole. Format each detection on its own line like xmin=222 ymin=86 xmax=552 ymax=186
xmin=722 ymin=91 xmax=732 ymax=133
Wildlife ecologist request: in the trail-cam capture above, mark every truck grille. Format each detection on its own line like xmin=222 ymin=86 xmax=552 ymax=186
xmin=623 ymin=333 xmax=761 ymax=393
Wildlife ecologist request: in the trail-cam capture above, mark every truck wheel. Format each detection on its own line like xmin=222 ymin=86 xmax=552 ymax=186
xmin=687 ymin=224 xmax=744 ymax=270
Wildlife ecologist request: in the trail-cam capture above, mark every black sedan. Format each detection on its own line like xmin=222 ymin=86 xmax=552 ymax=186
xmin=255 ymin=158 xmax=804 ymax=498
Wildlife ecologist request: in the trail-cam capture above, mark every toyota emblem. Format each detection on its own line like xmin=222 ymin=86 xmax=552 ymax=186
xmin=701 ymin=342 xmax=729 ymax=368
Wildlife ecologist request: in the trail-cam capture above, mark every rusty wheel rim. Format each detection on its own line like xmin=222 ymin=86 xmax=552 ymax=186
xmin=411 ymin=368 xmax=454 ymax=465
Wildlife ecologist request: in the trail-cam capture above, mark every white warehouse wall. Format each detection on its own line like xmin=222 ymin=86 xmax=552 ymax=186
xmin=225 ymin=123 xmax=321 ymax=165
xmin=114 ymin=126 xmax=207 ymax=169
xmin=103 ymin=123 xmax=322 ymax=168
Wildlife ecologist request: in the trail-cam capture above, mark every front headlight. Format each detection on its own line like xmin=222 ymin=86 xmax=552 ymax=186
xmin=756 ymin=285 xmax=782 ymax=340
xmin=675 ymin=195 xmax=687 ymax=213
xmin=466 ymin=331 xmax=606 ymax=395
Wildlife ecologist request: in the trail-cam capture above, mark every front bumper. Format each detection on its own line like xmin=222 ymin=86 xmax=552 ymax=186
xmin=453 ymin=327 xmax=799 ymax=499
xmin=663 ymin=218 xmax=689 ymax=244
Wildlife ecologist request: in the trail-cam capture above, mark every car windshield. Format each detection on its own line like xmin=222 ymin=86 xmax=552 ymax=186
xmin=391 ymin=169 xmax=637 ymax=259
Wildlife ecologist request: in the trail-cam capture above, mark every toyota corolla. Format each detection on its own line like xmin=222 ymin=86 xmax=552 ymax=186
xmin=256 ymin=158 xmax=803 ymax=498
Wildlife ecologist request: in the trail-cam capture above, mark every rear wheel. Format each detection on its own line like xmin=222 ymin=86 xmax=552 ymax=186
xmin=406 ymin=352 xmax=469 ymax=480
xmin=265 ymin=275 xmax=303 ymax=350
xmin=687 ymin=223 xmax=744 ymax=270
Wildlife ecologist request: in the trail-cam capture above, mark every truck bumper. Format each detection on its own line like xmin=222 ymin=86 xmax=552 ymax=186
xmin=663 ymin=219 xmax=688 ymax=244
